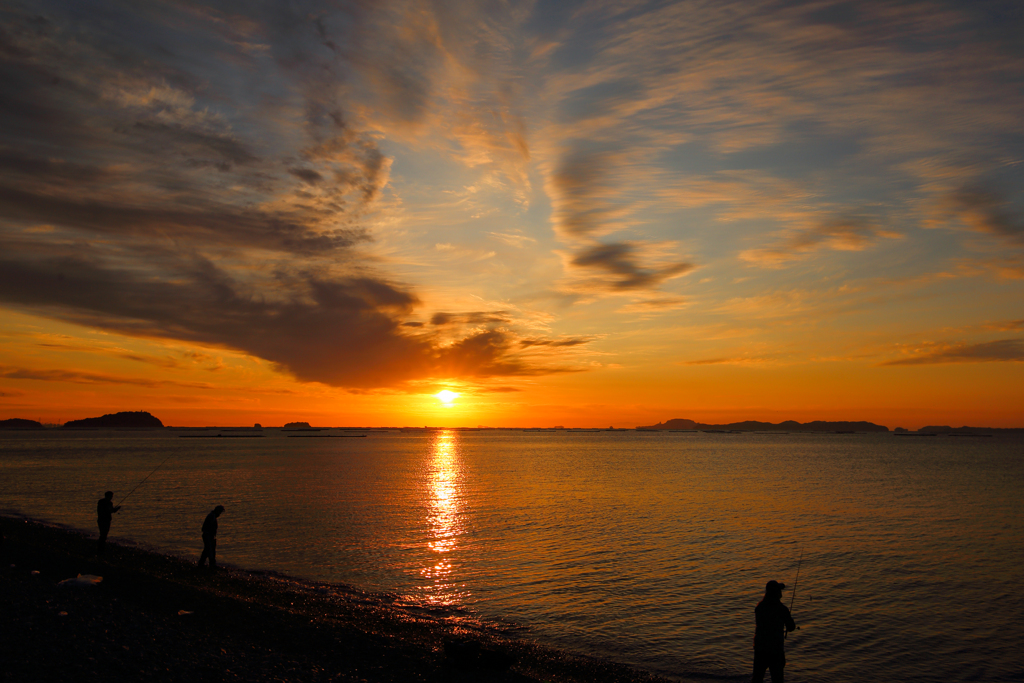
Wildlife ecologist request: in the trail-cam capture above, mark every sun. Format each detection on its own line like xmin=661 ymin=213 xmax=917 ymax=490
xmin=436 ymin=390 xmax=459 ymax=404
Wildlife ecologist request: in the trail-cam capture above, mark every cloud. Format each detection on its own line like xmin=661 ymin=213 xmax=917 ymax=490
xmin=0 ymin=1 xmax=582 ymax=389
xmin=32 ymin=341 xmax=183 ymax=370
xmin=616 ymin=296 xmax=689 ymax=314
xmin=432 ymin=242 xmax=496 ymax=262
xmin=549 ymin=147 xmax=629 ymax=240
xmin=0 ymin=235 xmax=580 ymax=388
xmin=741 ymin=219 xmax=901 ymax=266
xmin=985 ymin=319 xmax=1024 ymax=332
xmin=940 ymin=187 xmax=1024 ymax=244
xmin=532 ymin=0 xmax=1024 ymax=298
xmin=568 ymin=242 xmax=694 ymax=291
xmin=544 ymin=145 xmax=693 ymax=295
xmin=881 ymin=339 xmax=1024 ymax=365
xmin=0 ymin=365 xmax=214 ymax=389
xmin=0 ymin=2 xmax=389 ymax=260
xmin=682 ymin=356 xmax=774 ymax=366
xmin=952 ymin=256 xmax=1024 ymax=281
xmin=489 ymin=232 xmax=537 ymax=247
xmin=430 ymin=311 xmax=513 ymax=327
xmin=519 ymin=337 xmax=594 ymax=348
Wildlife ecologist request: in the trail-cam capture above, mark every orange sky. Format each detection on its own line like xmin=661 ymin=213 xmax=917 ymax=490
xmin=2 ymin=1 xmax=1023 ymax=429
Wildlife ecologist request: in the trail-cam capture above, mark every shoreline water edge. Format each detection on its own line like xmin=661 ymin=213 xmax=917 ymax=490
xmin=1 ymin=516 xmax=685 ymax=683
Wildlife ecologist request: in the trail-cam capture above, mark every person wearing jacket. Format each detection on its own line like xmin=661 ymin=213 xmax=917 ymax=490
xmin=198 ymin=505 xmax=225 ymax=569
xmin=752 ymin=579 xmax=796 ymax=682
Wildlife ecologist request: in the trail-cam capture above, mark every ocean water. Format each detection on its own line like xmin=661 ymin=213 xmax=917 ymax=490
xmin=1 ymin=429 xmax=1021 ymax=682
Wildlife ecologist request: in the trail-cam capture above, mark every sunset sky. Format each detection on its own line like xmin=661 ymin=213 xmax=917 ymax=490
xmin=2 ymin=0 xmax=1023 ymax=428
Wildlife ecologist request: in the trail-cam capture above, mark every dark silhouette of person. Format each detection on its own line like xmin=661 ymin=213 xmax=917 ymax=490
xmin=96 ymin=491 xmax=121 ymax=555
xmin=198 ymin=505 xmax=224 ymax=569
xmin=751 ymin=580 xmax=796 ymax=683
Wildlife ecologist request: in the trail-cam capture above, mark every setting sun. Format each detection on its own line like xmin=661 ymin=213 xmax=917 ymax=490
xmin=436 ymin=390 xmax=459 ymax=405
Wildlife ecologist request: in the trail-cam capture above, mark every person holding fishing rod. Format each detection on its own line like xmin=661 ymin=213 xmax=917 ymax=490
xmin=96 ymin=491 xmax=122 ymax=556
xmin=751 ymin=578 xmax=797 ymax=683
xmin=95 ymin=453 xmax=174 ymax=556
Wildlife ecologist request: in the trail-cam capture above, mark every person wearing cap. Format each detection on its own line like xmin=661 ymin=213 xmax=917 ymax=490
xmin=96 ymin=491 xmax=122 ymax=556
xmin=198 ymin=505 xmax=225 ymax=569
xmin=751 ymin=579 xmax=796 ymax=682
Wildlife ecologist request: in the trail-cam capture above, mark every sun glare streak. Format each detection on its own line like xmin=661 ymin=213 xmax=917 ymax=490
xmin=419 ymin=429 xmax=467 ymax=606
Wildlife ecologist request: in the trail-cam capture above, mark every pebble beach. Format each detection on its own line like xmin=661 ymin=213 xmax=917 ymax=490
xmin=0 ymin=516 xmax=679 ymax=683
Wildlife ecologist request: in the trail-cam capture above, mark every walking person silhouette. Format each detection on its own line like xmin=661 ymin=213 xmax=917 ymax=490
xmin=198 ymin=505 xmax=224 ymax=569
xmin=96 ymin=491 xmax=121 ymax=556
xmin=751 ymin=580 xmax=796 ymax=682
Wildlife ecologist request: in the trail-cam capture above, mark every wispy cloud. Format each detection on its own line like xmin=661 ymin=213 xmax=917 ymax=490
xmin=0 ymin=365 xmax=214 ymax=389
xmin=430 ymin=311 xmax=513 ymax=327
xmin=741 ymin=219 xmax=902 ymax=266
xmin=569 ymin=242 xmax=693 ymax=291
xmin=0 ymin=0 xmax=580 ymax=389
xmin=938 ymin=187 xmax=1024 ymax=244
xmin=544 ymin=145 xmax=692 ymax=295
xmin=682 ymin=356 xmax=775 ymax=366
xmin=881 ymin=339 xmax=1024 ymax=365
xmin=519 ymin=336 xmax=594 ymax=348
xmin=489 ymin=232 xmax=537 ymax=248
xmin=985 ymin=319 xmax=1024 ymax=332
xmin=533 ymin=0 xmax=1024 ymax=294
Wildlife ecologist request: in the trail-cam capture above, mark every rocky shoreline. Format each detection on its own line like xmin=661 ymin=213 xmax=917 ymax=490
xmin=0 ymin=517 xmax=678 ymax=683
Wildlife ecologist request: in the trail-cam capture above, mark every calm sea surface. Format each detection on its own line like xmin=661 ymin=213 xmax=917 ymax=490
xmin=1 ymin=429 xmax=1022 ymax=682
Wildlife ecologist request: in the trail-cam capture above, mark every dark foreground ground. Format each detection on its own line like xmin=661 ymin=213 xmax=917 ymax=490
xmin=1 ymin=517 xmax=679 ymax=683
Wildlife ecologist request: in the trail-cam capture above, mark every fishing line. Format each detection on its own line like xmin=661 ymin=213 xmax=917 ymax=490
xmin=116 ymin=453 xmax=174 ymax=507
xmin=786 ymin=547 xmax=804 ymax=640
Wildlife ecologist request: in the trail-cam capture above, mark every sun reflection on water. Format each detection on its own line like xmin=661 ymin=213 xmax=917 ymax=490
xmin=420 ymin=429 xmax=467 ymax=606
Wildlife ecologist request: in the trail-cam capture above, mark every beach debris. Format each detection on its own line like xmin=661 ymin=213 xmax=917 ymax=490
xmin=58 ymin=574 xmax=103 ymax=588
xmin=177 ymin=610 xmax=193 ymax=616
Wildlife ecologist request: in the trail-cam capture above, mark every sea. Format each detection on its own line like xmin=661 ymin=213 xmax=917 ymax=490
xmin=1 ymin=428 xmax=1021 ymax=682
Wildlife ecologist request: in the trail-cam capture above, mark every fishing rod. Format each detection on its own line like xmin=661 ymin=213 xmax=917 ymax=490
xmin=115 ymin=453 xmax=174 ymax=507
xmin=786 ymin=548 xmax=804 ymax=640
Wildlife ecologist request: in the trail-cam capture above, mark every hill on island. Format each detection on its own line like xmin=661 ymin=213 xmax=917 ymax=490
xmin=914 ymin=425 xmax=1024 ymax=435
xmin=63 ymin=411 xmax=164 ymax=429
xmin=0 ymin=418 xmax=45 ymax=430
xmin=638 ymin=418 xmax=889 ymax=432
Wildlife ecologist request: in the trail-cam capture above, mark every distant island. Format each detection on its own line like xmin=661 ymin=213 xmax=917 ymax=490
xmin=0 ymin=418 xmax=45 ymax=430
xmin=283 ymin=421 xmax=312 ymax=429
xmin=62 ymin=411 xmax=164 ymax=429
xmin=637 ymin=418 xmax=890 ymax=432
xmin=912 ymin=425 xmax=1024 ymax=436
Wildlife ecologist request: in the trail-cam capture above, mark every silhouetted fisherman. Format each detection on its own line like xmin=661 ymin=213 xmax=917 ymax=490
xmin=198 ymin=505 xmax=224 ymax=569
xmin=96 ymin=491 xmax=121 ymax=555
xmin=752 ymin=580 xmax=796 ymax=683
